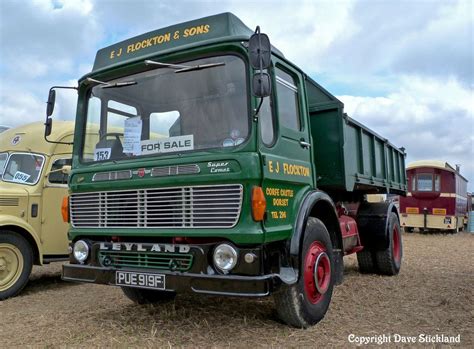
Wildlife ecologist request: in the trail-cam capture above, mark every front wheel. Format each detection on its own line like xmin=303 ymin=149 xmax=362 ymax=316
xmin=0 ymin=231 xmax=33 ymax=300
xmin=274 ymin=217 xmax=335 ymax=328
xmin=121 ymin=286 xmax=176 ymax=304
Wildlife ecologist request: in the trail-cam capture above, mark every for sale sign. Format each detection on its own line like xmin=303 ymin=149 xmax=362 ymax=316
xmin=140 ymin=135 xmax=194 ymax=155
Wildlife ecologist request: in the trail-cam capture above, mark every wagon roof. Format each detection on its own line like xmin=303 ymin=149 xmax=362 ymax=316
xmin=407 ymin=160 xmax=468 ymax=181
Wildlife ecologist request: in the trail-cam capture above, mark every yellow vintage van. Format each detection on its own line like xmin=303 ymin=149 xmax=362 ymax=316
xmin=0 ymin=121 xmax=73 ymax=299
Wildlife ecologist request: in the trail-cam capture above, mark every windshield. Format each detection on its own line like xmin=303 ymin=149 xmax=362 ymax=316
xmin=2 ymin=153 xmax=45 ymax=185
xmin=0 ymin=152 xmax=8 ymax=176
xmin=82 ymin=55 xmax=248 ymax=162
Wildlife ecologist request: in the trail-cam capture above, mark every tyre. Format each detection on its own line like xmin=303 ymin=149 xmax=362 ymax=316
xmin=356 ymin=249 xmax=377 ymax=273
xmin=0 ymin=231 xmax=33 ymax=300
xmin=374 ymin=212 xmax=402 ymax=275
xmin=274 ymin=217 xmax=335 ymax=328
xmin=121 ymin=286 xmax=176 ymax=304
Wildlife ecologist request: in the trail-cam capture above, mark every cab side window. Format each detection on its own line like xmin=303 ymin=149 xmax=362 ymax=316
xmin=48 ymin=158 xmax=72 ymax=185
xmin=259 ymin=96 xmax=275 ymax=146
xmin=275 ymin=67 xmax=300 ymax=130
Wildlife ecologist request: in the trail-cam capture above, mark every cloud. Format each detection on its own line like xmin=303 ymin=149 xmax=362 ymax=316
xmin=339 ymin=74 xmax=474 ymax=190
xmin=319 ymin=0 xmax=473 ymax=85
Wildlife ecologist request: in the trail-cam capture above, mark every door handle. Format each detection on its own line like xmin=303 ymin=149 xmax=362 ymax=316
xmin=299 ymin=140 xmax=311 ymax=148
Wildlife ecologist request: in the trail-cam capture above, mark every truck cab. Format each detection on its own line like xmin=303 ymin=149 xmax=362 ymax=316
xmin=49 ymin=13 xmax=406 ymax=327
xmin=0 ymin=121 xmax=73 ymax=299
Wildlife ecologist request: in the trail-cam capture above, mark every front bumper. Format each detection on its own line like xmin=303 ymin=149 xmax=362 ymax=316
xmin=62 ymin=264 xmax=282 ymax=297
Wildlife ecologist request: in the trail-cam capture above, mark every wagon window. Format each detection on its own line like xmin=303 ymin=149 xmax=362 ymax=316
xmin=411 ymin=176 xmax=416 ymax=191
xmin=434 ymin=174 xmax=440 ymax=192
xmin=417 ymin=173 xmax=433 ymax=192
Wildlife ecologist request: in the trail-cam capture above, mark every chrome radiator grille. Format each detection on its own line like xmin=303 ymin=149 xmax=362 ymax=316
xmin=70 ymin=184 xmax=243 ymax=228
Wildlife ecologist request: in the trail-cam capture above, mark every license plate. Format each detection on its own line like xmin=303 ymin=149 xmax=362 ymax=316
xmin=115 ymin=271 xmax=165 ymax=290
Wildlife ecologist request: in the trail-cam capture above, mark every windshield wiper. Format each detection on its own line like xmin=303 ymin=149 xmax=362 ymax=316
xmin=175 ymin=62 xmax=226 ymax=73
xmin=144 ymin=60 xmax=190 ymax=69
xmin=144 ymin=60 xmax=225 ymax=73
xmin=86 ymin=77 xmax=137 ymax=88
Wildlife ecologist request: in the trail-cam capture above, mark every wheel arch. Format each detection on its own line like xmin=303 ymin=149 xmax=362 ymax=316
xmin=0 ymin=222 xmax=42 ymax=265
xmin=289 ymin=190 xmax=344 ymax=284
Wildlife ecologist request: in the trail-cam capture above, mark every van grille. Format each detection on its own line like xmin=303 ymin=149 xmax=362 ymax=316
xmin=0 ymin=198 xmax=19 ymax=206
xmin=70 ymin=184 xmax=243 ymax=228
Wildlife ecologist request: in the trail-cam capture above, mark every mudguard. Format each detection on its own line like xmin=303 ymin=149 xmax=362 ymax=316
xmin=357 ymin=201 xmax=399 ymax=251
xmin=289 ymin=190 xmax=344 ymax=285
xmin=0 ymin=215 xmax=43 ymax=264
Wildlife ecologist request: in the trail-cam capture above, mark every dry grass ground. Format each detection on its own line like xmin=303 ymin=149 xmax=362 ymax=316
xmin=0 ymin=233 xmax=472 ymax=347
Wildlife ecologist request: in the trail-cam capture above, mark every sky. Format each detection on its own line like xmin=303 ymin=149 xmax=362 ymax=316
xmin=0 ymin=0 xmax=473 ymax=190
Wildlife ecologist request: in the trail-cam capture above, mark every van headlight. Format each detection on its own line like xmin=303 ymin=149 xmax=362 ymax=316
xmin=73 ymin=240 xmax=89 ymax=264
xmin=213 ymin=243 xmax=238 ymax=273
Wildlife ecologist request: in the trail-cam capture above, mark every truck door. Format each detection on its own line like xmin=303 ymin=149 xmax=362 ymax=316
xmin=40 ymin=156 xmax=71 ymax=255
xmin=258 ymin=61 xmax=314 ymax=238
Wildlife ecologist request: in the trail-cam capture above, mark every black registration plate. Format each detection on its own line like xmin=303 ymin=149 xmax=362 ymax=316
xmin=115 ymin=271 xmax=165 ymax=290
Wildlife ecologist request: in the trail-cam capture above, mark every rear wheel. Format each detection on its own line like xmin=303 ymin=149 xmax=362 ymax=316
xmin=375 ymin=212 xmax=402 ymax=275
xmin=0 ymin=231 xmax=33 ymax=300
xmin=121 ymin=287 xmax=176 ymax=304
xmin=356 ymin=250 xmax=377 ymax=273
xmin=274 ymin=217 xmax=335 ymax=328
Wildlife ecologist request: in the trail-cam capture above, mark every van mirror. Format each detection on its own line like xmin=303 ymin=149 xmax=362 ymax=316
xmin=46 ymin=89 xmax=56 ymax=117
xmin=253 ymin=72 xmax=271 ymax=98
xmin=249 ymin=26 xmax=271 ymax=70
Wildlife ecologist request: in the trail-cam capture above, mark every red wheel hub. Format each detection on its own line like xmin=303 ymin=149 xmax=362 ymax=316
xmin=392 ymin=225 xmax=401 ymax=263
xmin=304 ymin=241 xmax=331 ymax=304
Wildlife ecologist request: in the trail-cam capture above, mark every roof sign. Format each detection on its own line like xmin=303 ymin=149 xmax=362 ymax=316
xmin=92 ymin=13 xmax=253 ymax=72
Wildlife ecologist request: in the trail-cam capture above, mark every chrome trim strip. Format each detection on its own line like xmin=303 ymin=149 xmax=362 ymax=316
xmin=92 ymin=170 xmax=132 ymax=182
xmin=151 ymin=164 xmax=200 ymax=177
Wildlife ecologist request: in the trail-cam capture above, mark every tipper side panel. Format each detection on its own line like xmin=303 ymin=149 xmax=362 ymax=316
xmin=305 ymin=78 xmax=406 ymax=195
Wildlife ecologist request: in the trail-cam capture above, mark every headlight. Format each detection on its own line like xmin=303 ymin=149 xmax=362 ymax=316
xmin=73 ymin=240 xmax=89 ymax=264
xmin=213 ymin=243 xmax=238 ymax=273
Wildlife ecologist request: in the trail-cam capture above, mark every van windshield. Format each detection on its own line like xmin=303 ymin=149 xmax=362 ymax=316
xmin=82 ymin=55 xmax=248 ymax=162
xmin=2 ymin=153 xmax=45 ymax=185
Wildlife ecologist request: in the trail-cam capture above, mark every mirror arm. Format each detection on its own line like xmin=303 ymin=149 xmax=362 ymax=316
xmin=43 ymin=133 xmax=73 ymax=145
xmin=253 ymin=98 xmax=264 ymax=120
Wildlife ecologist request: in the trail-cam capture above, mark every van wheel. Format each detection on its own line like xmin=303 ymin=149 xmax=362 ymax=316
xmin=0 ymin=231 xmax=33 ymax=300
xmin=121 ymin=287 xmax=176 ymax=304
xmin=375 ymin=213 xmax=402 ymax=275
xmin=274 ymin=217 xmax=334 ymax=328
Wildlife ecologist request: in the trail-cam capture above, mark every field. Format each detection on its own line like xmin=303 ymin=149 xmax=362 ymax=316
xmin=1 ymin=233 xmax=472 ymax=347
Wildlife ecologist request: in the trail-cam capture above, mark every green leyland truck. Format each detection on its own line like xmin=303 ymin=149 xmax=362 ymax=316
xmin=45 ymin=13 xmax=406 ymax=327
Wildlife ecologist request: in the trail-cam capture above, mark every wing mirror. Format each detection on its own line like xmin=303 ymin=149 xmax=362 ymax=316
xmin=249 ymin=26 xmax=272 ymax=98
xmin=44 ymin=86 xmax=77 ymax=145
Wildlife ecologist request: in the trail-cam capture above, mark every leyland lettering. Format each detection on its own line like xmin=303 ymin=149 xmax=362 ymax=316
xmin=50 ymin=12 xmax=407 ymax=328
